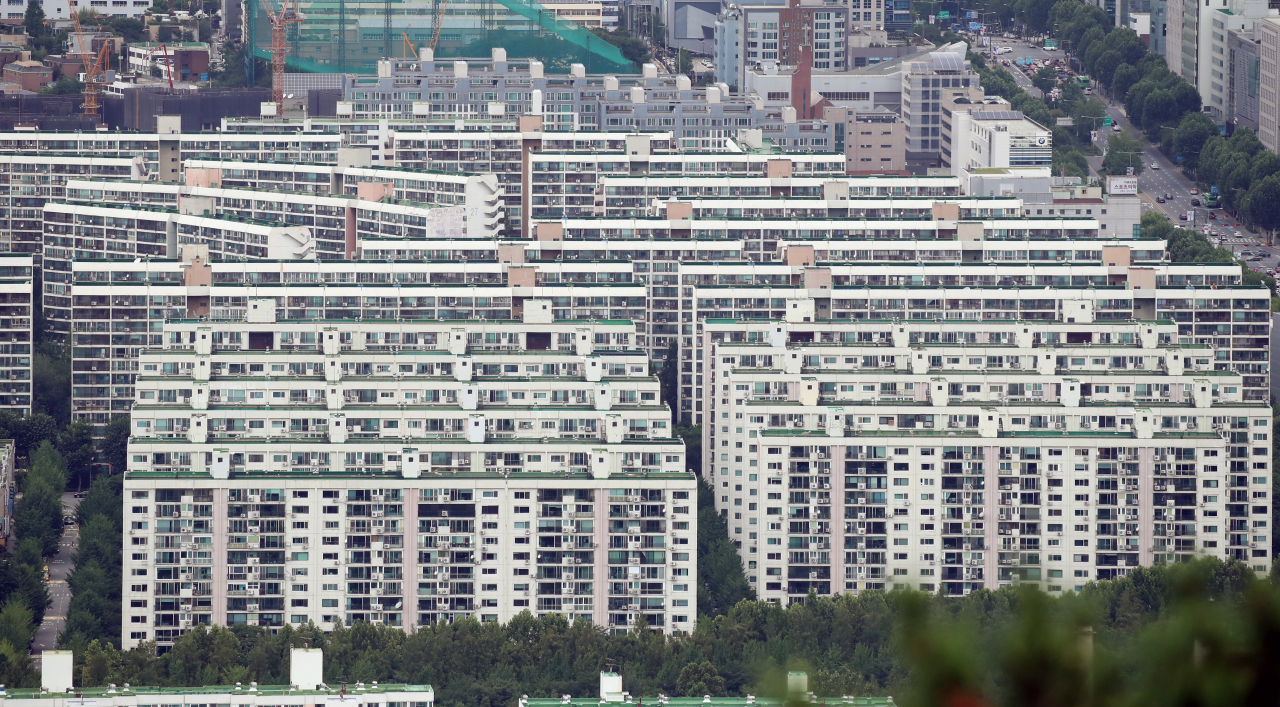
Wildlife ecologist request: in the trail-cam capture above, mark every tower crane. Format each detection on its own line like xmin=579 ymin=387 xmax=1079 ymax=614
xmin=69 ymin=10 xmax=111 ymax=116
xmin=428 ymin=0 xmax=450 ymax=51
xmin=259 ymin=0 xmax=304 ymax=117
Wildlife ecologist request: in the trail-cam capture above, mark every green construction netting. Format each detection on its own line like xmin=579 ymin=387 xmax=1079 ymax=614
xmin=247 ymin=0 xmax=632 ymax=75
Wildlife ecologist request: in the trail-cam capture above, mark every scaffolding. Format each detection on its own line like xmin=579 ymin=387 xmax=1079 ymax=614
xmin=245 ymin=0 xmax=632 ymax=74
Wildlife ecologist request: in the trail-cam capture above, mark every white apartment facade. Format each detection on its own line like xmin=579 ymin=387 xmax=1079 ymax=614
xmin=122 ymin=306 xmax=694 ymax=649
xmin=702 ymin=289 xmax=1272 ymax=602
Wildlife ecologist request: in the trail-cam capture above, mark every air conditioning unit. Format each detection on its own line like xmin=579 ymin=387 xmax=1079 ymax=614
xmin=248 ymin=557 xmax=259 ymax=565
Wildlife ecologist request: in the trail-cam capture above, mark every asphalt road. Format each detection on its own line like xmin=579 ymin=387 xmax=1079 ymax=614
xmin=31 ymin=492 xmax=79 ymax=660
xmin=988 ymin=39 xmax=1280 ymax=274
xmin=986 ymin=38 xmax=1052 ymax=99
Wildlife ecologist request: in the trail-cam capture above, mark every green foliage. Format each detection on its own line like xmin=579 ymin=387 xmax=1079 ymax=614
xmin=696 ymin=477 xmax=753 ymax=617
xmin=32 ymin=342 xmax=70 ymax=426
xmin=37 ymin=558 xmax=1280 ymax=707
xmin=100 ymin=415 xmax=130 ymax=478
xmin=1031 ymin=66 xmax=1056 ymax=95
xmin=659 ymin=341 xmax=677 ymax=425
xmin=39 ymin=75 xmax=84 ymax=95
xmin=970 ymin=58 xmax=1089 ymax=178
xmin=16 ymin=441 xmax=68 ymax=556
xmin=1140 ymin=211 xmax=1274 ymax=295
xmin=589 ymin=27 xmax=651 ymax=67
xmin=676 ymin=49 xmax=692 ymax=75
xmin=675 ymin=662 xmax=725 ymax=696
xmin=61 ymin=466 xmax=123 ymax=649
xmin=59 ymin=421 xmax=97 ymax=490
xmin=0 ymin=598 xmax=34 ymax=652
xmin=0 ymin=411 xmax=60 ymax=461
xmin=23 ymin=0 xmax=45 ymax=37
xmin=210 ymin=43 xmax=270 ymax=88
xmin=1101 ymin=131 xmax=1145 ymax=176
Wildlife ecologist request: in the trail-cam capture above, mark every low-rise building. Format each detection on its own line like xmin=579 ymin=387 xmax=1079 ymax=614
xmin=824 ymin=104 xmax=907 ymax=172
xmin=945 ymin=106 xmax=1053 ymax=181
xmin=1 ymin=60 xmax=50 ymax=92
xmin=126 ymin=42 xmax=210 ymax=80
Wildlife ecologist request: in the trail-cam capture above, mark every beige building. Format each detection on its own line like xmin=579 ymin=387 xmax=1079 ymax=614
xmin=824 ymin=105 xmax=906 ymax=172
xmin=1259 ymin=17 xmax=1280 ymax=151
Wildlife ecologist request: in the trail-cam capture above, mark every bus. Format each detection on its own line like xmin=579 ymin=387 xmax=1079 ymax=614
xmin=1205 ymin=193 xmax=1219 ymax=208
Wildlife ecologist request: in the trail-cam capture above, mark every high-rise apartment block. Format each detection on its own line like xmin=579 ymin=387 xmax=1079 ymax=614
xmin=699 ymin=249 xmax=1272 ymax=600
xmin=121 ymin=292 xmax=694 ymax=649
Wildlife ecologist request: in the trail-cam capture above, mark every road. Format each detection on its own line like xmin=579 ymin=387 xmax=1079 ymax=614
xmin=985 ymin=37 xmax=1051 ymax=99
xmin=31 ymin=492 xmax=79 ymax=659
xmin=994 ymin=39 xmax=1280 ymax=274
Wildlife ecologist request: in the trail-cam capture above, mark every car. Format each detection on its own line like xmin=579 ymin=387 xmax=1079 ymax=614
xmin=1191 ymin=199 xmax=1200 ymax=206
xmin=1209 ymin=212 xmax=1217 ymax=219
xmin=1179 ymin=214 xmax=1188 ymax=220
xmin=1157 ymin=197 xmax=1166 ymax=203
xmin=1151 ymin=163 xmax=1161 ymax=169
xmin=1190 ymin=188 xmax=1200 ymax=195
xmin=73 ymin=491 xmax=85 ymax=499
xmin=63 ymin=516 xmax=75 ymax=526
xmin=1112 ymin=125 xmax=1122 ymax=132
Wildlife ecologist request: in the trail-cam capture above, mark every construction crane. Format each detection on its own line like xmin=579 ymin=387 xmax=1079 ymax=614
xmin=428 ymin=0 xmax=450 ymax=51
xmin=147 ymin=43 xmax=174 ymax=91
xmin=81 ymin=43 xmax=111 ymax=116
xmin=69 ymin=10 xmax=111 ymax=116
xmin=259 ymin=0 xmax=304 ymax=117
xmin=401 ymin=33 xmax=418 ymax=59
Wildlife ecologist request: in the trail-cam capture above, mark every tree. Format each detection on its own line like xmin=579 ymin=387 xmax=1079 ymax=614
xmin=1102 ymin=131 xmax=1145 ymax=176
xmin=1172 ymin=112 xmax=1218 ymax=173
xmin=1246 ymin=175 xmax=1280 ymax=239
xmin=23 ymin=0 xmax=44 ymax=37
xmin=676 ymin=48 xmax=692 ymax=75
xmin=696 ymin=477 xmax=753 ymax=617
xmin=32 ymin=342 xmax=69 ymax=425
xmin=59 ymin=420 xmax=96 ymax=490
xmin=676 ymin=662 xmax=726 ymax=697
xmin=659 ymin=340 xmax=677 ymax=425
xmin=1111 ymin=63 xmax=1141 ymax=99
xmin=38 ymin=76 xmax=84 ymax=95
xmin=0 ymin=598 xmax=34 ymax=652
xmin=1032 ymin=66 xmax=1056 ymax=95
xmin=100 ymin=415 xmax=130 ymax=477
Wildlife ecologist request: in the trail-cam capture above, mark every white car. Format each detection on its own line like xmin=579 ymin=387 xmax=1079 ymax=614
xmin=1150 ymin=163 xmax=1160 ymax=169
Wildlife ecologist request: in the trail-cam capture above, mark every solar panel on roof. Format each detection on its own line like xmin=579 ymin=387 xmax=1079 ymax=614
xmin=972 ymin=110 xmax=1025 ymax=120
xmin=931 ymin=53 xmax=964 ymax=70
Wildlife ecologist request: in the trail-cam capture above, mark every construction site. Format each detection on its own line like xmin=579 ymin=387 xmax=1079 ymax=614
xmin=244 ymin=0 xmax=634 ymax=78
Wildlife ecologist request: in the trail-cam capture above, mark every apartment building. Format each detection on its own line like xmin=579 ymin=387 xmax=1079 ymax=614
xmin=121 ymin=300 xmax=693 ymax=648
xmin=701 ymin=283 xmax=1272 ymax=602
xmin=0 ymin=255 xmax=32 ymax=417
xmin=0 ymin=153 xmax=144 ymax=257
xmin=69 ymin=252 xmax=647 ymax=432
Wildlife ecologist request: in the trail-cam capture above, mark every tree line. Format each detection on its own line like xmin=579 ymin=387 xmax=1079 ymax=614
xmin=43 ymin=558 xmax=1280 ymax=707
